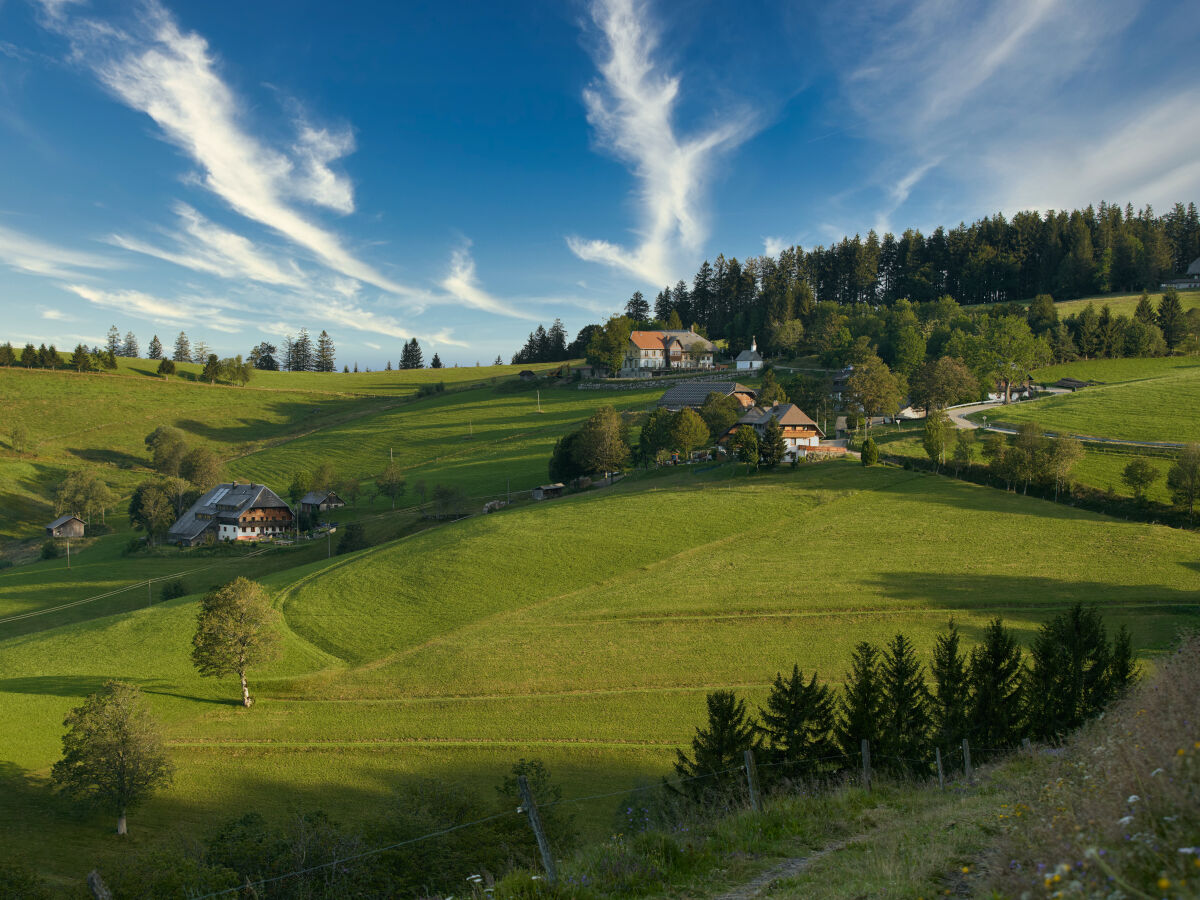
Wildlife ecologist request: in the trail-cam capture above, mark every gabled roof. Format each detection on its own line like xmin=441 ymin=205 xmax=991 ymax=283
xmin=737 ymin=403 xmax=824 ymax=436
xmin=658 ymin=380 xmax=757 ymax=409
xmin=1187 ymin=256 xmax=1200 ymax=276
xmin=629 ymin=330 xmax=716 ymax=352
xmin=47 ymin=514 xmax=84 ymax=529
xmin=630 ymin=331 xmax=667 ymax=350
xmin=735 ymin=349 xmax=762 ymax=362
xmin=301 ymin=490 xmax=343 ymax=506
xmin=167 ymin=482 xmax=291 ymax=541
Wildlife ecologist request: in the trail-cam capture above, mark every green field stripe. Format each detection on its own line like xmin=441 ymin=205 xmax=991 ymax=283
xmin=166 ymin=738 xmax=684 ymax=749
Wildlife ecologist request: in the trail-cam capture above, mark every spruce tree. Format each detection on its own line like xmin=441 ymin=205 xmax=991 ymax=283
xmin=122 ymin=331 xmax=139 ymax=358
xmin=147 ymin=335 xmax=163 ymax=360
xmin=624 ymin=291 xmax=650 ymax=323
xmin=1024 ymin=603 xmax=1114 ymax=741
xmin=1157 ymin=288 xmax=1186 ymax=349
xmin=0 ymin=342 xmax=14 ymax=366
xmin=314 ymin=330 xmax=335 ymax=372
xmin=20 ymin=343 xmax=36 ymax=367
xmin=105 ymin=325 xmax=121 ymax=357
xmin=172 ymin=331 xmax=191 ymax=363
xmin=70 ymin=344 xmax=93 ymax=372
xmin=430 ymin=352 xmax=443 ymax=368
xmin=878 ymin=633 xmax=932 ymax=773
xmin=967 ymin=618 xmax=1025 ymax=750
xmin=930 ymin=619 xmax=970 ymax=753
xmin=1133 ymin=291 xmax=1156 ymax=325
xmin=673 ymin=690 xmax=760 ymax=802
xmin=757 ymin=665 xmax=840 ymax=778
xmin=760 ymin=416 xmax=787 ymax=468
xmin=836 ymin=641 xmax=883 ymax=761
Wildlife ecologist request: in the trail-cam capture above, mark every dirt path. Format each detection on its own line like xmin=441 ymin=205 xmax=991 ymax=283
xmin=715 ymin=836 xmax=864 ymax=900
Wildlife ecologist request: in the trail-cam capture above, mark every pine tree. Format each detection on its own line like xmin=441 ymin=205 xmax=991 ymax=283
xmin=290 ymin=329 xmax=314 ymax=371
xmin=759 ymin=416 xmax=787 ymax=468
xmin=930 ymin=620 xmax=970 ymax=753
xmin=147 ymin=335 xmax=163 ymax=360
xmin=967 ymin=618 xmax=1025 ymax=750
xmin=191 ymin=340 xmax=211 ymax=364
xmin=624 ymin=291 xmax=650 ymax=323
xmin=836 ymin=641 xmax=883 ymax=761
xmin=430 ymin=353 xmax=443 ymax=368
xmin=314 ymin=330 xmax=336 ymax=372
xmin=1156 ymin=288 xmax=1186 ymax=349
xmin=122 ymin=331 xmax=139 ymax=358
xmin=1133 ymin=291 xmax=1156 ymax=325
xmin=547 ymin=319 xmax=568 ymax=360
xmin=0 ymin=342 xmax=14 ymax=366
xmin=878 ymin=633 xmax=932 ymax=773
xmin=172 ymin=331 xmax=191 ymax=363
xmin=673 ymin=690 xmax=760 ymax=802
xmin=757 ymin=665 xmax=840 ymax=778
xmin=1024 ymin=603 xmax=1114 ymax=741
xmin=400 ymin=338 xmax=423 ymax=369
xmin=105 ymin=325 xmax=121 ymax=357
xmin=70 ymin=344 xmax=93 ymax=372
xmin=19 ymin=342 xmax=36 ymax=367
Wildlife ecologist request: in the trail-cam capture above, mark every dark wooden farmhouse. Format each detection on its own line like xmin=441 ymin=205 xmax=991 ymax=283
xmin=46 ymin=514 xmax=85 ymax=539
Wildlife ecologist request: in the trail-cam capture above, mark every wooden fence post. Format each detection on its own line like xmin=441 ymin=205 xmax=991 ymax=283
xmin=935 ymin=746 xmax=945 ymax=790
xmin=962 ymin=738 xmax=973 ymax=784
xmin=518 ymin=774 xmax=557 ymax=885
xmin=743 ymin=749 xmax=761 ymax=813
xmin=1022 ymin=737 xmax=1032 ymax=753
xmin=86 ymin=870 xmax=112 ymax=900
xmin=861 ymin=739 xmax=871 ymax=792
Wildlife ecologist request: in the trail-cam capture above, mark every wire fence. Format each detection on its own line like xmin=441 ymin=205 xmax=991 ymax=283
xmin=177 ymin=738 xmax=1027 ymax=899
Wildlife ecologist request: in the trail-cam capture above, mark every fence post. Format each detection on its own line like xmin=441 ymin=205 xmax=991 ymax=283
xmin=935 ymin=746 xmax=945 ymax=790
xmin=1022 ymin=737 xmax=1032 ymax=753
xmin=743 ymin=749 xmax=761 ymax=813
xmin=962 ymin=738 xmax=973 ymax=784
xmin=86 ymin=870 xmax=112 ymax=900
xmin=517 ymin=774 xmax=557 ymax=885
xmin=861 ymin=739 xmax=871 ymax=792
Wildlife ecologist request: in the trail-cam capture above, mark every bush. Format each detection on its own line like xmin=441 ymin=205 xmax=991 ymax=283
xmin=0 ymin=558 xmax=12 ymax=570
xmin=40 ymin=539 xmax=59 ymax=560
xmin=159 ymin=580 xmax=187 ymax=602
xmin=0 ymin=863 xmax=51 ymax=900
xmin=860 ymin=438 xmax=879 ymax=466
xmin=337 ymin=522 xmax=369 ymax=555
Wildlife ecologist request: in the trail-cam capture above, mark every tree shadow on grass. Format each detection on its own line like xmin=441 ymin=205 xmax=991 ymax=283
xmin=0 ymin=675 xmax=234 ymax=706
xmin=65 ymin=447 xmax=147 ymax=469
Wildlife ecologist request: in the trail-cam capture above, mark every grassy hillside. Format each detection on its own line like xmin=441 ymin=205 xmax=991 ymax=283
xmin=2 ymin=462 xmax=1196 ymax=889
xmin=1046 ymin=289 xmax=1200 ymax=319
xmin=0 ymin=360 xmax=577 ymax=551
xmin=977 ymin=366 xmax=1200 ymax=444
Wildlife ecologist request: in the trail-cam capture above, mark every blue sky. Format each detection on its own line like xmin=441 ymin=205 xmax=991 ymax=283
xmin=0 ymin=0 xmax=1197 ymax=367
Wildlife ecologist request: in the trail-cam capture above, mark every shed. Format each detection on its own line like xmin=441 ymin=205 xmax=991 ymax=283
xmin=532 ymin=483 xmax=565 ymax=501
xmin=518 ymin=370 xmax=538 ymax=381
xmin=300 ymin=490 xmax=347 ymax=514
xmin=46 ymin=514 xmax=85 ymax=539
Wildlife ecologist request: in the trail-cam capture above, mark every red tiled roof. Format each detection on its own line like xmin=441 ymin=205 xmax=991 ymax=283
xmin=630 ymin=331 xmax=666 ymax=350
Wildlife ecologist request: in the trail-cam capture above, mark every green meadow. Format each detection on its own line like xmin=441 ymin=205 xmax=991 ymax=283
xmin=2 ymin=462 xmax=1197 ymax=889
xmin=1045 ymin=290 xmax=1200 ymax=319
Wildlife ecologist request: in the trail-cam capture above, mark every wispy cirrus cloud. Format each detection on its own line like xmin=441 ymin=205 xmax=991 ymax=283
xmin=567 ymin=0 xmax=757 ymax=286
xmin=110 ymin=203 xmax=306 ymax=288
xmin=38 ymin=0 xmax=429 ymax=301
xmin=440 ymin=243 xmax=530 ymax=319
xmin=0 ymin=222 xmax=119 ymax=279
xmin=64 ymin=283 xmax=250 ymax=333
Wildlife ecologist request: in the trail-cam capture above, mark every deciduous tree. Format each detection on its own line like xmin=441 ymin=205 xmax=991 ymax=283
xmin=1121 ymin=458 xmax=1160 ymax=501
xmin=1167 ymin=443 xmax=1200 ymax=517
xmin=51 ymin=681 xmax=173 ymax=835
xmin=573 ymin=406 xmax=630 ymax=475
xmin=191 ymin=578 xmax=281 ymax=707
xmin=670 ymin=407 xmax=710 ymax=458
xmin=732 ymin=425 xmax=758 ymax=470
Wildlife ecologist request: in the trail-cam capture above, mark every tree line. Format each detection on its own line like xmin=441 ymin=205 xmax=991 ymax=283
xmin=674 ymin=605 xmax=1136 ymax=801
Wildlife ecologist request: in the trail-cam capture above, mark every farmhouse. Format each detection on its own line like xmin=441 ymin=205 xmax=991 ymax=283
xmin=167 ymin=482 xmax=293 ymax=546
xmin=300 ymin=489 xmax=346 ymax=515
xmin=622 ymin=328 xmax=716 ymax=375
xmin=658 ymin=380 xmax=757 ymax=411
xmin=729 ymin=403 xmax=825 ymax=461
xmin=734 ymin=338 xmax=763 ymax=371
xmin=1161 ymin=256 xmax=1200 ymax=290
xmin=45 ymin=514 xmax=85 ymax=539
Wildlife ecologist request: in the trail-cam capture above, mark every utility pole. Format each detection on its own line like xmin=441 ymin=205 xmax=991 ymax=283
xmin=66 ymin=538 xmax=70 ymax=569
xmin=537 ymin=390 xmax=542 ymax=413
xmin=327 ymin=530 xmax=331 ymax=558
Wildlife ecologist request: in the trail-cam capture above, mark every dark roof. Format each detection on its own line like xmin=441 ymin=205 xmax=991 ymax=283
xmin=737 ymin=403 xmax=824 ymax=436
xmin=47 ymin=514 xmax=84 ymax=529
xmin=1054 ymin=377 xmax=1099 ymax=390
xmin=658 ymin=380 xmax=756 ymax=409
xmin=300 ymin=490 xmax=343 ymax=506
xmin=167 ymin=482 xmax=291 ymax=542
xmin=1188 ymin=256 xmax=1200 ymax=276
xmin=735 ymin=349 xmax=762 ymax=362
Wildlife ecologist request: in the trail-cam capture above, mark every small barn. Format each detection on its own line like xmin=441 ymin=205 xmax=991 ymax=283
xmin=518 ymin=370 xmax=538 ymax=381
xmin=46 ymin=514 xmax=85 ymax=539
xmin=532 ymin=483 xmax=565 ymax=501
xmin=300 ymin=490 xmax=347 ymax=515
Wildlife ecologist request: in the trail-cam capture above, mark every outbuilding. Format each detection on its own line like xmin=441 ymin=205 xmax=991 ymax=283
xmin=734 ymin=338 xmax=763 ymax=371
xmin=300 ymin=489 xmax=347 ymax=515
xmin=532 ymin=483 xmax=565 ymax=501
xmin=46 ymin=514 xmax=85 ymax=539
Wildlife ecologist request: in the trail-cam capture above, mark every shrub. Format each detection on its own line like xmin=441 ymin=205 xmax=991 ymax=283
xmin=0 ymin=558 xmax=12 ymax=571
xmin=159 ymin=580 xmax=187 ymax=602
xmin=860 ymin=438 xmax=879 ymax=466
xmin=40 ymin=539 xmax=59 ymax=560
xmin=0 ymin=863 xmax=51 ymax=900
xmin=337 ymin=522 xmax=369 ymax=555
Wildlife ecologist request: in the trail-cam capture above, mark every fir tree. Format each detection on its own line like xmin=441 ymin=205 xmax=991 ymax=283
xmin=757 ymin=665 xmax=840 ymax=778
xmin=930 ymin=619 xmax=970 ymax=753
xmin=314 ymin=330 xmax=336 ymax=372
xmin=759 ymin=416 xmax=787 ymax=468
xmin=0 ymin=341 xmax=14 ymax=366
xmin=624 ymin=291 xmax=650 ymax=323
xmin=836 ymin=641 xmax=883 ymax=761
xmin=105 ymin=325 xmax=121 ymax=357
xmin=878 ymin=633 xmax=932 ymax=773
xmin=147 ymin=335 xmax=163 ymax=360
xmin=122 ymin=331 xmax=139 ymax=358
xmin=967 ymin=618 xmax=1025 ymax=750
xmin=400 ymin=338 xmax=423 ymax=369
xmin=430 ymin=353 xmax=443 ymax=368
xmin=70 ymin=344 xmax=93 ymax=372
xmin=673 ymin=690 xmax=760 ymax=802
xmin=172 ymin=331 xmax=191 ymax=363
xmin=1156 ymin=288 xmax=1186 ymax=349
xmin=1024 ymin=603 xmax=1115 ymax=741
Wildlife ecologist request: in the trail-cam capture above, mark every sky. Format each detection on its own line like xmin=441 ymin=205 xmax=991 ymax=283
xmin=0 ymin=0 xmax=1197 ymax=367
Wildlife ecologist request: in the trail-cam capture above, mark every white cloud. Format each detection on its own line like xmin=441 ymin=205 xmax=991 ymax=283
xmin=0 ymin=223 xmax=119 ymax=279
xmin=41 ymin=0 xmax=431 ymax=301
xmin=568 ymin=0 xmax=757 ymax=285
xmin=440 ymin=243 xmax=530 ymax=319
xmin=40 ymin=307 xmax=69 ymax=320
xmin=64 ymin=283 xmax=249 ymax=332
xmin=110 ymin=203 xmax=306 ymax=288
xmin=363 ymin=341 xmax=381 ymax=350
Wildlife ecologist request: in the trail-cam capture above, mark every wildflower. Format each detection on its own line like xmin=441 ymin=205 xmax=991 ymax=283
xmin=961 ymin=865 xmax=970 ymax=874
xmin=1127 ymin=794 xmax=1140 ymax=804
xmin=1179 ymin=748 xmax=1187 ymax=756
xmin=1180 ymin=848 xmax=1200 ymax=855
xmin=1118 ymin=816 xmax=1134 ymax=826
xmin=1150 ymin=767 xmax=1164 ymax=776
xmin=1158 ymin=877 xmax=1171 ymax=890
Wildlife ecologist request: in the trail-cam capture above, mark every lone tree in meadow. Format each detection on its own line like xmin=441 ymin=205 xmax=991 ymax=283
xmin=1121 ymin=458 xmax=1160 ymax=502
xmin=51 ymin=681 xmax=173 ymax=835
xmin=377 ymin=461 xmax=406 ymax=508
xmin=156 ymin=358 xmax=176 ymax=379
xmin=1167 ymin=443 xmax=1200 ymax=518
xmin=192 ymin=578 xmax=281 ymax=707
